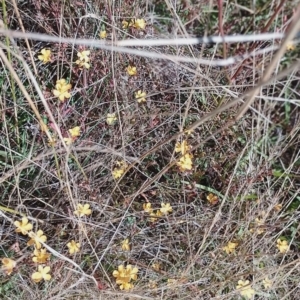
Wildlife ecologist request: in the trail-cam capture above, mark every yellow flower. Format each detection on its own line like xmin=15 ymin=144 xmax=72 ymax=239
xmin=1 ymin=258 xmax=16 ymax=275
xmin=38 ymin=49 xmax=51 ymax=63
xmin=64 ymin=137 xmax=73 ymax=145
xmin=135 ymin=90 xmax=147 ymax=103
xmin=175 ymin=140 xmax=190 ymax=155
xmin=207 ymin=193 xmax=218 ymax=205
xmin=74 ymin=203 xmax=92 ymax=217
xmin=262 ymin=277 xmax=272 ymax=289
xmin=122 ymin=20 xmax=129 ymax=28
xmin=133 ymin=19 xmax=146 ymax=30
xmin=152 ymin=262 xmax=160 ymax=271
xmin=67 ymin=240 xmax=80 ymax=254
xmin=112 ymin=168 xmax=125 ymax=179
xmin=143 ymin=203 xmax=153 ymax=213
xmin=127 ymin=65 xmax=137 ymax=76
xmin=222 ymin=241 xmax=238 ymax=254
xmin=31 ymin=265 xmax=51 ymax=283
xmin=27 ymin=230 xmax=47 ymax=249
xmin=106 ymin=113 xmax=117 ymax=125
xmin=177 ymin=153 xmax=193 ymax=171
xmin=160 ymin=202 xmax=172 ymax=215
xmin=121 ymin=238 xmax=130 ymax=251
xmin=69 ymin=126 xmax=80 ymax=138
xmin=76 ymin=50 xmax=90 ymax=69
xmin=286 ymin=42 xmax=295 ymax=51
xmin=99 ymin=30 xmax=107 ymax=39
xmin=250 ymin=217 xmax=264 ymax=234
xmin=277 ymin=239 xmax=289 ymax=253
xmin=149 ymin=210 xmax=162 ymax=222
xmin=14 ymin=217 xmax=33 ymax=235
xmin=113 ymin=264 xmax=138 ymax=290
xmin=53 ymin=79 xmax=72 ymax=102
xmin=32 ymin=248 xmax=50 ymax=264
xmin=236 ymin=280 xmax=255 ymax=299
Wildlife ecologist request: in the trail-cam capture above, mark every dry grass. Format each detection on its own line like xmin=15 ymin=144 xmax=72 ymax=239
xmin=1 ymin=0 xmax=300 ymax=299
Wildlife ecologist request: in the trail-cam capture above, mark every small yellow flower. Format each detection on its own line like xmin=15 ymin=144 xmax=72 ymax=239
xmin=135 ymin=90 xmax=147 ymax=103
xmin=1 ymin=258 xmax=16 ymax=275
xmin=69 ymin=126 xmax=80 ymax=138
xmin=121 ymin=238 xmax=130 ymax=251
xmin=177 ymin=153 xmax=193 ymax=171
xmin=99 ymin=30 xmax=107 ymax=39
xmin=262 ymin=277 xmax=272 ymax=289
xmin=74 ymin=203 xmax=92 ymax=217
xmin=152 ymin=262 xmax=160 ymax=271
xmin=27 ymin=230 xmax=47 ymax=249
xmin=53 ymin=79 xmax=72 ymax=102
xmin=236 ymin=280 xmax=255 ymax=299
xmin=38 ymin=49 xmax=51 ymax=63
xmin=149 ymin=210 xmax=162 ymax=222
xmin=76 ymin=50 xmax=90 ymax=69
xmin=122 ymin=20 xmax=129 ymax=29
xmin=286 ymin=42 xmax=295 ymax=51
xmin=277 ymin=239 xmax=289 ymax=253
xmin=222 ymin=241 xmax=238 ymax=254
xmin=31 ymin=265 xmax=51 ymax=283
xmin=175 ymin=140 xmax=190 ymax=155
xmin=64 ymin=137 xmax=73 ymax=145
xmin=113 ymin=264 xmax=138 ymax=290
xmin=250 ymin=217 xmax=264 ymax=234
xmin=207 ymin=193 xmax=218 ymax=205
xmin=32 ymin=248 xmax=50 ymax=264
xmin=148 ymin=280 xmax=158 ymax=289
xmin=106 ymin=113 xmax=117 ymax=125
xmin=112 ymin=168 xmax=125 ymax=179
xmin=14 ymin=217 xmax=33 ymax=235
xmin=127 ymin=65 xmax=137 ymax=76
xmin=143 ymin=203 xmax=153 ymax=213
xmin=133 ymin=19 xmax=146 ymax=30
xmin=160 ymin=202 xmax=172 ymax=215
xmin=67 ymin=240 xmax=80 ymax=254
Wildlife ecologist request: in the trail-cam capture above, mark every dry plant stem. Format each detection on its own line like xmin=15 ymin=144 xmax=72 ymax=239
xmin=231 ymin=0 xmax=287 ymax=81
xmin=11 ymin=0 xmax=37 ymax=76
xmin=218 ymin=0 xmax=227 ymax=59
xmin=236 ymin=5 xmax=300 ymax=120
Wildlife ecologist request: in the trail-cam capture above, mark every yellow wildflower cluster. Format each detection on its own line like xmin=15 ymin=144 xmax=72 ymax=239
xmin=64 ymin=126 xmax=81 ymax=145
xmin=1 ymin=258 xmax=16 ymax=275
xmin=135 ymin=90 xmax=147 ymax=103
xmin=112 ymin=160 xmax=128 ymax=179
xmin=76 ymin=50 xmax=90 ymax=69
xmin=13 ymin=217 xmax=51 ymax=283
xmin=207 ymin=193 xmax=218 ymax=205
xmin=67 ymin=240 xmax=80 ymax=254
xmin=122 ymin=18 xmax=146 ymax=30
xmin=143 ymin=202 xmax=172 ymax=222
xmin=99 ymin=30 xmax=107 ymax=39
xmin=74 ymin=203 xmax=92 ymax=217
xmin=53 ymin=79 xmax=72 ymax=102
xmin=250 ymin=217 xmax=265 ymax=235
xmin=175 ymin=140 xmax=193 ymax=171
xmin=236 ymin=280 xmax=255 ymax=299
xmin=222 ymin=241 xmax=238 ymax=254
xmin=276 ymin=239 xmax=289 ymax=253
xmin=113 ymin=264 xmax=138 ymax=290
xmin=38 ymin=49 xmax=51 ymax=63
xmin=106 ymin=113 xmax=117 ymax=125
xmin=121 ymin=238 xmax=130 ymax=251
xmin=127 ymin=65 xmax=137 ymax=76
